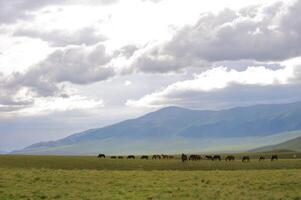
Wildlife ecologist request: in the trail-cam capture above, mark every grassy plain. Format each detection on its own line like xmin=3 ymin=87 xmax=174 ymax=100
xmin=0 ymin=154 xmax=300 ymax=200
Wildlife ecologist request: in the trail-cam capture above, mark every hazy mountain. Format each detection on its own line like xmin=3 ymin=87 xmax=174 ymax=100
xmin=251 ymin=136 xmax=301 ymax=152
xmin=14 ymin=101 xmax=301 ymax=155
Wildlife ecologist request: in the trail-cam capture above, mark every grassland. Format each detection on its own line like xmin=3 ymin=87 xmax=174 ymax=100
xmin=0 ymin=154 xmax=300 ymax=200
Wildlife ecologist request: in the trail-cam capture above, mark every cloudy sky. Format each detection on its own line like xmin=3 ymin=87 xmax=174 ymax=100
xmin=1 ymin=0 xmax=301 ymax=151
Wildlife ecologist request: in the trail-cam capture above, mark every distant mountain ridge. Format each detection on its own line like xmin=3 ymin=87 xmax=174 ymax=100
xmin=15 ymin=101 xmax=301 ymax=155
xmin=251 ymin=136 xmax=301 ymax=152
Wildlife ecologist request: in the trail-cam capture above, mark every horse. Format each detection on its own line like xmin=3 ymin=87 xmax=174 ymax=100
xmin=271 ymin=155 xmax=278 ymax=161
xmin=152 ymin=155 xmax=161 ymax=160
xmin=168 ymin=155 xmax=174 ymax=159
xmin=205 ymin=155 xmax=213 ymax=160
xmin=242 ymin=156 xmax=250 ymax=162
xmin=212 ymin=155 xmax=221 ymax=161
xmin=118 ymin=156 xmax=123 ymax=159
xmin=189 ymin=154 xmax=201 ymax=161
xmin=259 ymin=156 xmax=265 ymax=161
xmin=181 ymin=153 xmax=188 ymax=162
xmin=127 ymin=155 xmax=135 ymax=159
xmin=111 ymin=156 xmax=117 ymax=159
xmin=141 ymin=155 xmax=149 ymax=160
xmin=97 ymin=154 xmax=105 ymax=158
xmin=225 ymin=155 xmax=235 ymax=161
xmin=161 ymin=154 xmax=169 ymax=159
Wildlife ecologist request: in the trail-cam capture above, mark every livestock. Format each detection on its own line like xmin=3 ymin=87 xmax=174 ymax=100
xmin=97 ymin=154 xmax=105 ymax=158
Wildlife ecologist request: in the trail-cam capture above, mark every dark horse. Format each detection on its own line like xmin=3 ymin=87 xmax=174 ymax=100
xmin=152 ymin=155 xmax=161 ymax=160
xmin=141 ymin=155 xmax=149 ymax=160
xmin=189 ymin=154 xmax=201 ymax=161
xmin=97 ymin=154 xmax=105 ymax=158
xmin=118 ymin=156 xmax=123 ymax=159
xmin=111 ymin=156 xmax=117 ymax=159
xmin=259 ymin=156 xmax=265 ymax=161
xmin=271 ymin=155 xmax=278 ymax=161
xmin=127 ymin=155 xmax=135 ymax=159
xmin=242 ymin=156 xmax=250 ymax=162
xmin=225 ymin=155 xmax=235 ymax=161
xmin=181 ymin=153 xmax=188 ymax=162
xmin=212 ymin=155 xmax=221 ymax=161
xmin=205 ymin=155 xmax=213 ymax=160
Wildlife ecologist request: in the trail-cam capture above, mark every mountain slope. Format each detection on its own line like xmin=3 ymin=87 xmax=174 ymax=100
xmin=251 ymin=136 xmax=301 ymax=152
xmin=15 ymin=101 xmax=301 ymax=155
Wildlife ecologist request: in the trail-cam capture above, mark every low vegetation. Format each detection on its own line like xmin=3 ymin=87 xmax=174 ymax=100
xmin=0 ymin=153 xmax=300 ymax=199
xmin=1 ymin=168 xmax=300 ymax=200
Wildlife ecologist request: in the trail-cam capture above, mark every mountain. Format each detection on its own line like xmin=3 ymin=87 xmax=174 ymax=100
xmin=14 ymin=101 xmax=301 ymax=155
xmin=250 ymin=136 xmax=301 ymax=152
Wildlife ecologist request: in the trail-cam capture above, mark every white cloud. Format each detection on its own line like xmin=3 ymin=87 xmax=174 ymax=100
xmin=13 ymin=26 xmax=107 ymax=47
xmin=126 ymin=63 xmax=299 ymax=108
xmin=129 ymin=0 xmax=301 ymax=74
xmin=18 ymin=95 xmax=104 ymax=116
xmin=124 ymin=80 xmax=132 ymax=86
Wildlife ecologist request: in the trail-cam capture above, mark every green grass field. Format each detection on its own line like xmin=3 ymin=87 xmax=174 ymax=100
xmin=0 ymin=154 xmax=300 ymax=200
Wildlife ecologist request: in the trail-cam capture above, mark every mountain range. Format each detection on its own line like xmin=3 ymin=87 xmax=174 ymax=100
xmin=13 ymin=101 xmax=301 ymax=155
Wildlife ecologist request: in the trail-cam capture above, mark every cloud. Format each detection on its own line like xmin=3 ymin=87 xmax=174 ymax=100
xmin=13 ymin=44 xmax=114 ymax=94
xmin=124 ymin=80 xmax=132 ymax=86
xmin=129 ymin=0 xmax=301 ymax=73
xmin=13 ymin=26 xmax=107 ymax=47
xmin=0 ymin=0 xmax=118 ymax=24
xmin=141 ymin=0 xmax=164 ymax=3
xmin=126 ymin=64 xmax=301 ymax=109
xmin=17 ymin=95 xmax=104 ymax=116
xmin=166 ymin=0 xmax=301 ymax=62
xmin=0 ymin=44 xmax=115 ymax=113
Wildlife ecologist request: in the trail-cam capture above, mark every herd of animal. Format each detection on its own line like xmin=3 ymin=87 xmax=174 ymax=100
xmin=97 ymin=154 xmax=174 ymax=160
xmin=180 ymin=154 xmax=278 ymax=162
xmin=97 ymin=153 xmax=279 ymax=162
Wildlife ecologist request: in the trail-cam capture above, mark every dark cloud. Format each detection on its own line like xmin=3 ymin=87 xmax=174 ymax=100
xmin=13 ymin=27 xmax=107 ymax=47
xmin=132 ymin=46 xmax=209 ymax=73
xmin=0 ymin=0 xmax=119 ymax=24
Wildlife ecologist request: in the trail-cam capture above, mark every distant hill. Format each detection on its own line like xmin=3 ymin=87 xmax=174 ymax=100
xmin=13 ymin=101 xmax=301 ymax=155
xmin=251 ymin=136 xmax=301 ymax=152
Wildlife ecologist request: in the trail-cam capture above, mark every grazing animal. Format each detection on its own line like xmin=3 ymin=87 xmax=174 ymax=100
xmin=127 ymin=155 xmax=135 ymax=159
xmin=242 ymin=156 xmax=250 ymax=162
xmin=97 ymin=154 xmax=105 ymax=158
xmin=271 ymin=155 xmax=278 ymax=161
xmin=205 ymin=155 xmax=213 ymax=160
xmin=152 ymin=155 xmax=161 ymax=160
xmin=141 ymin=155 xmax=149 ymax=160
xmin=162 ymin=154 xmax=169 ymax=159
xmin=111 ymin=156 xmax=116 ymax=159
xmin=189 ymin=154 xmax=201 ymax=161
xmin=168 ymin=155 xmax=174 ymax=159
xmin=259 ymin=156 xmax=265 ymax=161
xmin=181 ymin=153 xmax=188 ymax=162
xmin=118 ymin=156 xmax=123 ymax=159
xmin=225 ymin=155 xmax=235 ymax=161
xmin=212 ymin=155 xmax=221 ymax=161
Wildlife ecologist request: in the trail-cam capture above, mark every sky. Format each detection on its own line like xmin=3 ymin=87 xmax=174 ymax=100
xmin=1 ymin=0 xmax=301 ymax=151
